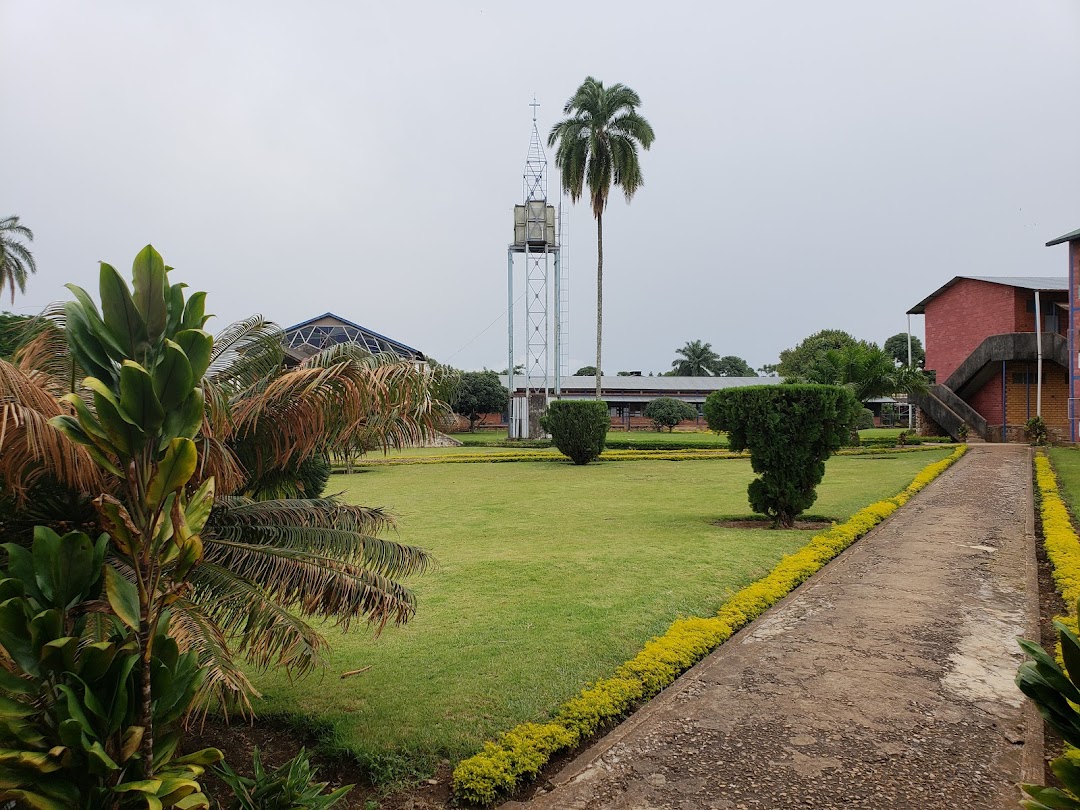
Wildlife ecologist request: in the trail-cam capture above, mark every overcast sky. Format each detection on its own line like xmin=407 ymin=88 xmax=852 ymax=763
xmin=4 ymin=1 xmax=1079 ymax=374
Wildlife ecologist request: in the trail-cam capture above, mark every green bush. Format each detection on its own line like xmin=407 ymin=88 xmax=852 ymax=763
xmin=643 ymin=397 xmax=696 ymax=432
xmin=856 ymin=408 xmax=875 ymax=431
xmin=704 ymin=384 xmax=859 ymax=528
xmin=1026 ymin=415 xmax=1050 ymax=446
xmin=540 ymin=401 xmax=610 ymax=465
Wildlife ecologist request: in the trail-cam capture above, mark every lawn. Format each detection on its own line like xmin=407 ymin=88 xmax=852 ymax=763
xmin=250 ymin=449 xmax=949 ymax=780
xmin=1049 ymin=447 xmax=1080 ymax=513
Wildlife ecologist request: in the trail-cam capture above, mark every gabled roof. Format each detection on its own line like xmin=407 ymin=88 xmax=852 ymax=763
xmin=906 ymin=276 xmax=1068 ymax=315
xmin=1046 ymin=227 xmax=1080 ymax=247
xmin=283 ymin=312 xmax=424 ymax=360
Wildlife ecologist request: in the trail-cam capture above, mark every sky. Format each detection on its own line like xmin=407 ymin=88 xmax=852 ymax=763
xmin=4 ymin=1 xmax=1079 ymax=375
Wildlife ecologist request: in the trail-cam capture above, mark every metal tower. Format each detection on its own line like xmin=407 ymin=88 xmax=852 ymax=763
xmin=508 ymin=100 xmax=562 ymax=438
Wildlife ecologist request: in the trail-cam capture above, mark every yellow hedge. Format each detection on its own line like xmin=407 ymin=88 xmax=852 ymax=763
xmin=350 ymin=445 xmax=943 ymax=468
xmin=451 ymin=445 xmax=969 ymax=805
xmin=1034 ymin=454 xmax=1080 ymax=629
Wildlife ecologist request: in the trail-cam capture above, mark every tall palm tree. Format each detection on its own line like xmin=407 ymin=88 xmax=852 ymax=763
xmin=0 ymin=216 xmax=37 ymax=303
xmin=548 ymin=78 xmax=655 ymax=399
xmin=800 ymin=343 xmax=929 ymax=402
xmin=671 ymin=339 xmax=722 ymax=376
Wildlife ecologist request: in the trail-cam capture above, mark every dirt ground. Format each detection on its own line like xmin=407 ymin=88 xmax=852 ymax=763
xmin=503 ymin=445 xmax=1038 ymax=810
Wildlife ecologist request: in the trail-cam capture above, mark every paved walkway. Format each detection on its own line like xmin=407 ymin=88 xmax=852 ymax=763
xmin=505 ymin=446 xmax=1038 ymax=810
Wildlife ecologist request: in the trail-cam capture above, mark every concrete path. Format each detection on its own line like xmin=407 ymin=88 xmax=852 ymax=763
xmin=505 ymin=446 xmax=1039 ymax=810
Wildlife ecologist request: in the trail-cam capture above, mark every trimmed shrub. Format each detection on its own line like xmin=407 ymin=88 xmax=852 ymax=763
xmin=643 ymin=397 xmax=697 ymax=432
xmin=1026 ymin=415 xmax=1050 ymax=446
xmin=704 ymin=384 xmax=860 ymax=528
xmin=540 ymin=401 xmax=610 ymax=465
xmin=856 ymin=407 xmax=875 ymax=431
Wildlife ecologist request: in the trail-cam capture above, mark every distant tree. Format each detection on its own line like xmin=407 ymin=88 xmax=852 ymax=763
xmin=758 ymin=363 xmax=779 ymax=377
xmin=884 ymin=332 xmax=925 ymax=369
xmin=453 ymin=370 xmax=509 ymax=431
xmin=500 ymin=364 xmax=525 ymax=375
xmin=776 ymin=329 xmax=864 ymax=380
xmin=797 ymin=343 xmax=929 ymax=403
xmin=644 ymin=397 xmax=696 ymax=432
xmin=671 ymin=340 xmax=722 ymax=376
xmin=549 ymin=77 xmax=655 ymax=400
xmin=574 ymin=366 xmax=603 ymax=376
xmin=714 ymin=355 xmax=757 ymax=377
xmin=0 ymin=215 xmax=36 ymax=303
xmin=616 ymin=371 xmax=636 ymax=376
xmin=705 ymin=385 xmax=860 ymax=528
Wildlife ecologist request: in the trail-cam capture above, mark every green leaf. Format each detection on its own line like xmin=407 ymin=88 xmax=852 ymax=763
xmin=132 ymin=245 xmax=168 ymax=343
xmin=174 ymin=329 xmax=213 ymax=382
xmin=166 ymin=282 xmax=187 ymax=337
xmin=1 ymin=789 xmax=71 ymax=810
xmin=85 ymin=739 xmax=120 ymax=775
xmin=65 ymin=283 xmax=128 ymax=361
xmin=180 ymin=291 xmax=208 ymax=332
xmin=77 ymin=641 xmax=118 ymax=682
xmin=99 ymin=262 xmax=148 ymax=359
xmin=153 ymin=340 xmax=194 ymax=412
xmin=120 ymin=361 xmax=165 ymax=436
xmin=40 ymin=637 xmax=77 ymax=674
xmin=0 ymin=599 xmax=37 ymax=676
xmin=63 ymin=302 xmax=115 ymax=384
xmin=33 ymin=527 xmax=99 ymax=610
xmin=171 ymin=747 xmax=223 ymax=767
xmin=48 ymin=415 xmax=124 ymax=476
xmin=1051 ymin=756 xmax=1080 ymax=799
xmin=0 ymin=666 xmax=34 ymax=695
xmin=146 ymin=438 xmax=198 ymax=509
xmin=160 ymin=388 xmax=204 ymax=447
xmin=84 ymin=377 xmax=146 ymax=456
xmin=104 ymin=566 xmax=140 ymax=630
xmin=183 ymin=478 xmax=215 ymax=536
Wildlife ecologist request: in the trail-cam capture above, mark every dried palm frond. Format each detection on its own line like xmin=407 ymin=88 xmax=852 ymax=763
xmin=0 ymin=358 xmax=105 ymax=503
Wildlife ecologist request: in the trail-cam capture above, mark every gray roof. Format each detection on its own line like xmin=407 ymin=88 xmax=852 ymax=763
xmin=500 ymin=375 xmax=778 ymax=395
xmin=1047 ymin=227 xmax=1080 ymax=247
xmin=907 ymin=275 xmax=1068 ymax=315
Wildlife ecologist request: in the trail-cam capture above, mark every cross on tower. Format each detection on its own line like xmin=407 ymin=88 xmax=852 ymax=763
xmin=530 ymin=96 xmax=540 ymax=122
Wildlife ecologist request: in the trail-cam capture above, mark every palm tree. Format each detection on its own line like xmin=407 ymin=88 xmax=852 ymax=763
xmin=548 ymin=77 xmax=655 ymax=399
xmin=671 ymin=339 xmax=722 ymax=376
xmin=0 ymin=216 xmax=37 ymax=303
xmin=0 ymin=309 xmax=451 ymax=714
xmin=800 ymin=343 xmax=929 ymax=402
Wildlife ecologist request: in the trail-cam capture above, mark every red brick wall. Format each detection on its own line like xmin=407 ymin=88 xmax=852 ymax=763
xmin=924 ymin=279 xmax=1018 ymax=382
xmin=969 ymin=368 xmax=1005 ymax=424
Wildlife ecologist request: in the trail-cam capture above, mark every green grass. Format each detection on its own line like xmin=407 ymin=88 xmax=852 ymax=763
xmin=860 ymin=427 xmax=905 ymax=439
xmin=249 ymin=449 xmax=949 ymax=780
xmin=1049 ymin=448 xmax=1080 ymax=515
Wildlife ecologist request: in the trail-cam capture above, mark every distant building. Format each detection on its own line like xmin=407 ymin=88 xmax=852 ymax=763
xmin=500 ymin=374 xmax=777 ymax=431
xmin=282 ymin=313 xmax=425 ymax=364
xmin=906 ymin=276 xmax=1068 ymax=441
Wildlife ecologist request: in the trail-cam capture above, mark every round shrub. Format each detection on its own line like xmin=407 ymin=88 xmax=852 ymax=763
xmin=540 ymin=400 xmax=610 ymax=465
xmin=643 ymin=397 xmax=697 ymax=432
xmin=856 ymin=407 xmax=875 ymax=431
xmin=704 ymin=384 xmax=860 ymax=527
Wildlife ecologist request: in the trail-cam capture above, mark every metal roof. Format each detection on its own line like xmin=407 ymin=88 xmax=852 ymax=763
xmin=1047 ymin=227 xmax=1080 ymax=247
xmin=906 ymin=275 xmax=1068 ymax=315
xmin=283 ymin=312 xmax=424 ymax=360
xmin=500 ymin=375 xmax=778 ymax=394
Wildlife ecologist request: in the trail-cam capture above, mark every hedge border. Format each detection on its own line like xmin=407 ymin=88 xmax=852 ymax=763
xmin=1034 ymin=454 xmax=1080 ymax=629
xmin=451 ymin=445 xmax=969 ymax=805
xmin=342 ymin=445 xmax=948 ymax=469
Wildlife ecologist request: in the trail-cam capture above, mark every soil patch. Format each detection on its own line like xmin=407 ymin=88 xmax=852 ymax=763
xmin=184 ymin=717 xmax=453 ymax=810
xmin=712 ymin=516 xmax=836 ymax=531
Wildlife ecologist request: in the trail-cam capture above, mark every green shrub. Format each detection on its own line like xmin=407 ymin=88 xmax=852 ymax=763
xmin=540 ymin=401 xmax=610 ymax=465
xmin=704 ymin=384 xmax=859 ymax=528
xmin=856 ymin=408 xmax=875 ymax=431
xmin=1027 ymin=415 xmax=1050 ymax=446
xmin=643 ymin=397 xmax=697 ymax=432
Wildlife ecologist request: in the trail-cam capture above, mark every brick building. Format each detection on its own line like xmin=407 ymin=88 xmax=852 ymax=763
xmin=906 ymin=276 xmax=1068 ymax=441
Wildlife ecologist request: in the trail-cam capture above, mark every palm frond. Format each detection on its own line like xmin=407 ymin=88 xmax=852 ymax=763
xmin=187 ymin=562 xmax=329 ymax=677
xmin=207 ymin=316 xmax=285 ymax=395
xmin=0 ymin=358 xmax=104 ymax=503
xmin=169 ymin=595 xmax=258 ymax=719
